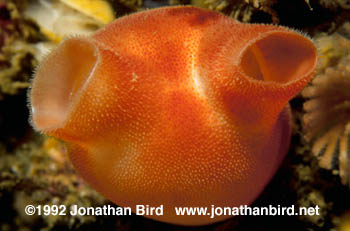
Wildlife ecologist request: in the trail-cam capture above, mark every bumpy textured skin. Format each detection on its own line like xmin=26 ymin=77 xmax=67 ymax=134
xmin=29 ymin=6 xmax=317 ymax=225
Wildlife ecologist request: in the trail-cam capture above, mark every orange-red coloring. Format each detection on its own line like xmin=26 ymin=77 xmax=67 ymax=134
xmin=29 ymin=6 xmax=317 ymax=225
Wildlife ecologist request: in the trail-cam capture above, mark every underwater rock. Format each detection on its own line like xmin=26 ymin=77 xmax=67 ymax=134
xmin=0 ymin=2 xmax=40 ymax=98
xmin=0 ymin=136 xmax=106 ymax=229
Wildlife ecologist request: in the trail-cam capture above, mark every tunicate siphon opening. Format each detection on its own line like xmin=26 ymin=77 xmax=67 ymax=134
xmin=30 ymin=38 xmax=97 ymax=131
xmin=240 ymin=32 xmax=316 ymax=84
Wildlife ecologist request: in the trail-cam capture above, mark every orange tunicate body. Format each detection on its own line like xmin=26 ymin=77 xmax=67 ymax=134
xmin=29 ymin=6 xmax=317 ymax=225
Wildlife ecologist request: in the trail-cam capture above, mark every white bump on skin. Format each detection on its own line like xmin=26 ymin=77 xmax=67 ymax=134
xmin=191 ymin=67 xmax=206 ymax=98
xmin=131 ymin=72 xmax=139 ymax=82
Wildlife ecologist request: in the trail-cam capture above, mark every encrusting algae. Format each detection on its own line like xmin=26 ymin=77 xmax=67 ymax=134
xmin=0 ymin=135 xmax=106 ymax=230
xmin=303 ymin=32 xmax=350 ymax=187
xmin=0 ymin=2 xmax=41 ymax=98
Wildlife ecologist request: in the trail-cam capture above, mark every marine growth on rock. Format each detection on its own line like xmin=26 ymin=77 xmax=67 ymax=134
xmin=303 ymin=44 xmax=350 ymax=187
